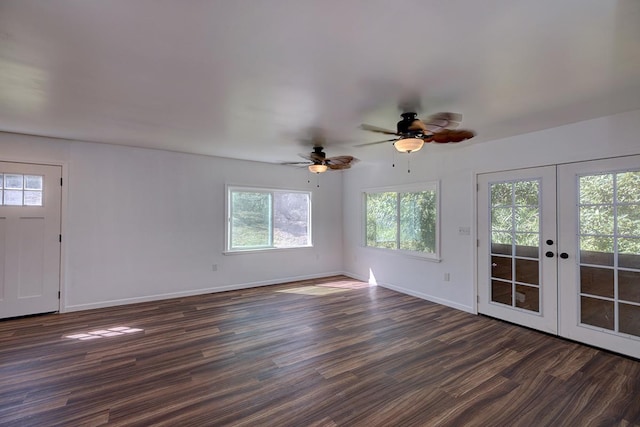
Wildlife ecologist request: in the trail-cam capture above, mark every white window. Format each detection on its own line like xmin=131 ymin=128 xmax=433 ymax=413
xmin=0 ymin=173 xmax=44 ymax=206
xmin=364 ymin=182 xmax=440 ymax=260
xmin=226 ymin=186 xmax=312 ymax=252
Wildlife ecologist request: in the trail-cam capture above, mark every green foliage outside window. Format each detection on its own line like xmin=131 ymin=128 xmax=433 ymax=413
xmin=365 ymin=187 xmax=438 ymax=256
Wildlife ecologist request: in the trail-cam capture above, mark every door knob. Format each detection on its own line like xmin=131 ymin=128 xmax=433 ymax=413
xmin=545 ymin=251 xmax=554 ymax=258
xmin=560 ymin=253 xmax=569 ymax=259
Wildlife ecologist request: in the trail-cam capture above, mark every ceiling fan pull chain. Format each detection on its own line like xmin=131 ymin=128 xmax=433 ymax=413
xmin=407 ymin=155 xmax=411 ymax=173
xmin=392 ymin=145 xmax=396 ymax=168
xmin=316 ymin=173 xmax=320 ymax=188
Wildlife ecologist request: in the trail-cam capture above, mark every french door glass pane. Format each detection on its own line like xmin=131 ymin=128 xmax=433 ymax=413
xmin=578 ymin=171 xmax=640 ymax=337
xmin=489 ymin=179 xmax=541 ymax=312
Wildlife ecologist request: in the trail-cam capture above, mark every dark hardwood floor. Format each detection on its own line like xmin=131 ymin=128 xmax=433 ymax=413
xmin=1 ymin=276 xmax=639 ymax=426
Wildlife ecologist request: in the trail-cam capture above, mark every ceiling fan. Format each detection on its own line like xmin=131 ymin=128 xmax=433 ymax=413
xmin=357 ymin=112 xmax=475 ymax=153
xmin=282 ymin=146 xmax=358 ymax=174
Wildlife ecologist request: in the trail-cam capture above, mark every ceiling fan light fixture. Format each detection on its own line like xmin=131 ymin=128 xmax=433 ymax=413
xmin=394 ymin=137 xmax=424 ymax=153
xmin=308 ymin=163 xmax=328 ymax=173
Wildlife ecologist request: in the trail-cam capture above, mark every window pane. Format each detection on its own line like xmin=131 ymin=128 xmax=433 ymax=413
xmin=515 ymin=233 xmax=538 ymax=257
xmin=580 ymin=205 xmax=614 ymax=235
xmin=400 ymin=191 xmax=436 ymax=253
xmin=618 ymin=238 xmax=640 ymax=269
xmin=514 ymin=180 xmax=538 ymax=206
xmin=5 ymin=174 xmax=23 ymax=190
xmin=273 ymin=192 xmax=309 ymax=247
xmin=617 ymin=204 xmax=640 ymax=237
xmin=515 ymin=284 xmax=539 ymax=312
xmin=515 ymin=207 xmax=539 ymax=232
xmin=23 ymin=191 xmax=43 ymax=206
xmin=580 ymin=174 xmax=613 ymax=204
xmin=491 ymin=182 xmax=512 ymax=207
xmin=580 ymin=236 xmax=614 ymax=266
xmin=580 ymin=266 xmax=614 ymax=298
xmin=617 ymin=171 xmax=640 ymax=203
xmin=491 ymin=232 xmax=512 ymax=255
xmin=4 ymin=190 xmax=22 ymax=205
xmin=366 ymin=192 xmax=397 ymax=249
xmin=231 ymin=191 xmax=270 ymax=249
xmin=580 ymin=296 xmax=614 ymax=330
xmin=0 ymin=174 xmax=3 ymax=188
xmin=24 ymin=175 xmax=43 ymax=190
xmin=491 ymin=207 xmax=513 ymax=231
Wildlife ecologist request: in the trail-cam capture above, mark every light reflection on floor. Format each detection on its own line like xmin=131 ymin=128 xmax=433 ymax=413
xmin=65 ymin=326 xmax=144 ymax=341
xmin=276 ymin=279 xmax=373 ymax=296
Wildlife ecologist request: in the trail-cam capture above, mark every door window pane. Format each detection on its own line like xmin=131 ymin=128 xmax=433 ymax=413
xmin=580 ymin=266 xmax=614 ymax=298
xmin=514 ymin=180 xmax=539 ymax=206
xmin=617 ymin=204 xmax=640 ymax=236
xmin=619 ymin=303 xmax=640 ymax=337
xmin=617 ymin=171 xmax=640 ymax=203
xmin=515 ymin=233 xmax=538 ymax=257
xmin=515 ymin=284 xmax=539 ymax=312
xmin=580 ymin=296 xmax=614 ymax=330
xmin=515 ymin=259 xmax=539 ymax=285
xmin=4 ymin=190 xmax=22 ymax=205
xmin=4 ymin=174 xmax=23 ymax=189
xmin=491 ymin=256 xmax=512 ymax=280
xmin=580 ymin=236 xmax=614 ymax=266
xmin=491 ymin=232 xmax=512 ymax=255
xmin=580 ymin=206 xmax=614 ymax=235
xmin=619 ymin=270 xmax=640 ymax=303
xmin=24 ymin=175 xmax=43 ymax=190
xmin=491 ymin=182 xmax=512 ymax=206
xmin=580 ymin=174 xmax=613 ymax=204
xmin=618 ymin=238 xmax=640 ymax=269
xmin=491 ymin=207 xmax=513 ymax=231
xmin=491 ymin=280 xmax=512 ymax=305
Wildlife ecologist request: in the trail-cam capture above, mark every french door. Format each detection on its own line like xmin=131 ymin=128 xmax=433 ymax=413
xmin=478 ymin=156 xmax=640 ymax=358
xmin=0 ymin=161 xmax=62 ymax=319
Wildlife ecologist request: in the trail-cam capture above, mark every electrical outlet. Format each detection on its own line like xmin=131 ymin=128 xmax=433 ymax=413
xmin=458 ymin=226 xmax=471 ymax=236
xmin=212 ymin=264 xmax=218 ymax=272
xmin=444 ymin=272 xmax=450 ymax=282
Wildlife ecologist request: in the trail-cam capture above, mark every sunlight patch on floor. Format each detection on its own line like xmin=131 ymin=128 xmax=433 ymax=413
xmin=65 ymin=326 xmax=144 ymax=341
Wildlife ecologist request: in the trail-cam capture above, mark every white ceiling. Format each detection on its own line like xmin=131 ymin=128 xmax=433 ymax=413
xmin=1 ymin=1 xmax=639 ymax=164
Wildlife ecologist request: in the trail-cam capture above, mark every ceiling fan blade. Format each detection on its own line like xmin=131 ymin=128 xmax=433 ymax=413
xmin=422 ymin=112 xmax=462 ymax=131
xmin=425 ymin=129 xmax=475 ymax=143
xmin=354 ymin=138 xmax=398 ymax=147
xmin=327 ymin=163 xmax=352 ymax=170
xmin=281 ymin=161 xmax=311 ymax=165
xmin=326 ymin=155 xmax=355 ymax=165
xmin=359 ymin=124 xmax=399 ymax=135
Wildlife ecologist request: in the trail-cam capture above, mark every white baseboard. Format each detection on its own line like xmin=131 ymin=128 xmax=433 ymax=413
xmin=342 ymin=271 xmax=475 ymax=314
xmin=63 ymin=271 xmax=345 ymax=313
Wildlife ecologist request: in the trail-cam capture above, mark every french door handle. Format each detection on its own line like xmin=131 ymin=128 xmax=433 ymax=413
xmin=545 ymin=251 xmax=555 ymax=258
xmin=559 ymin=252 xmax=569 ymax=259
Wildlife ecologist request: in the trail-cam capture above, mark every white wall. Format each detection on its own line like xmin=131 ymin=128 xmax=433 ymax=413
xmin=0 ymin=133 xmax=344 ymax=311
xmin=342 ymin=109 xmax=640 ymax=313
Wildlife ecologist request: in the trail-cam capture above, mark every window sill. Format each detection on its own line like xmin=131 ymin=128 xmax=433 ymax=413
xmin=223 ymin=246 xmax=314 ymax=256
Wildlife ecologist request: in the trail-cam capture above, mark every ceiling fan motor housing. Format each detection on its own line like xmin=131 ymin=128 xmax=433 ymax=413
xmin=397 ymin=112 xmax=422 ymax=136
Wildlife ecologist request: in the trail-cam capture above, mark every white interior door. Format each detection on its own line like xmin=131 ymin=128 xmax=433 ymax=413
xmin=0 ymin=161 xmax=62 ymax=319
xmin=558 ymin=155 xmax=640 ymax=358
xmin=477 ymin=166 xmax=558 ymax=334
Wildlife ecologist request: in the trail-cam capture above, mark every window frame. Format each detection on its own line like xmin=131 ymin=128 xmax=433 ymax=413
xmin=225 ymin=184 xmax=313 ymax=254
xmin=363 ymin=181 xmax=441 ymax=261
